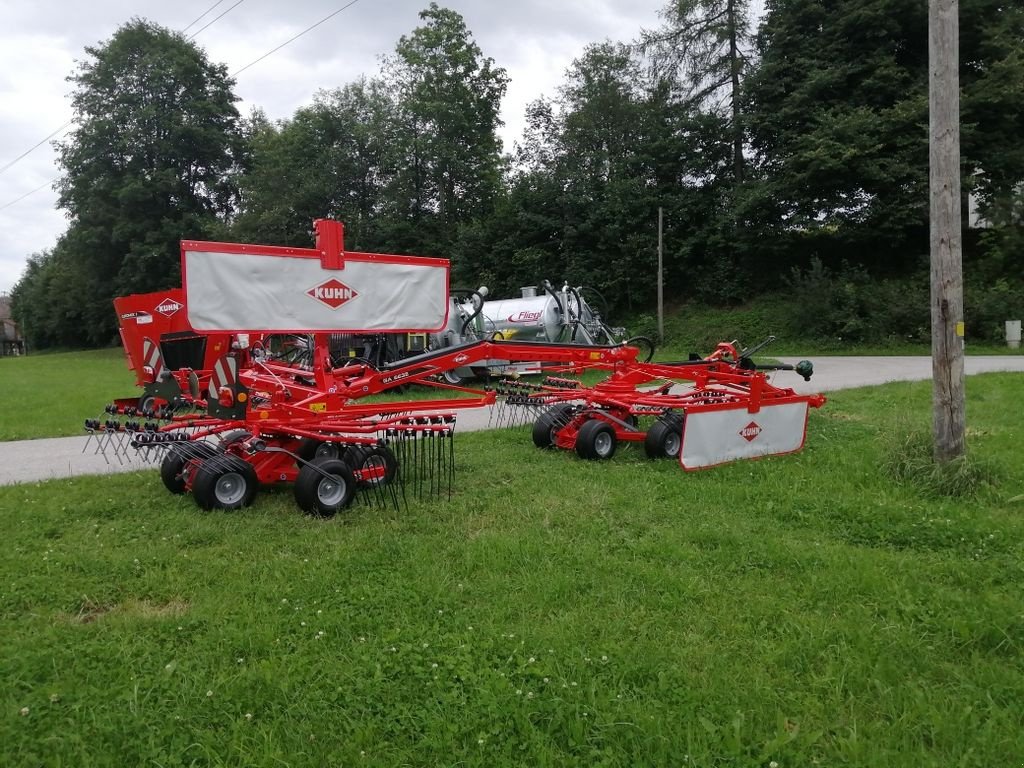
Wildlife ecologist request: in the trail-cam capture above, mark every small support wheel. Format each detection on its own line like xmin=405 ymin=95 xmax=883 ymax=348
xmin=644 ymin=416 xmax=683 ymax=460
xmin=192 ymin=455 xmax=259 ymax=511
xmin=575 ymin=419 xmax=617 ymax=460
xmin=532 ymin=404 xmax=574 ymax=449
xmin=345 ymin=445 xmax=398 ymax=488
xmin=138 ymin=393 xmax=163 ymax=417
xmin=297 ymin=438 xmax=347 ymax=463
xmin=441 ymin=369 xmax=463 ymax=385
xmin=294 ymin=457 xmax=357 ymax=517
xmin=159 ymin=442 xmax=219 ymax=494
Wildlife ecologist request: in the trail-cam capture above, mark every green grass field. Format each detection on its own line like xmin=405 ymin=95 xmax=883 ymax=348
xmin=2 ymin=373 xmax=1023 ymax=766
xmin=0 ymin=349 xmax=137 ymax=441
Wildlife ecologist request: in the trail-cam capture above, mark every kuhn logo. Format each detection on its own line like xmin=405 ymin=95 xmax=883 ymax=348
xmin=155 ymin=298 xmax=182 ymax=317
xmin=508 ymin=310 xmax=542 ymax=323
xmin=739 ymin=422 xmax=762 ymax=442
xmin=454 ymin=354 xmax=469 ymax=364
xmin=308 ymin=278 xmax=358 ymax=310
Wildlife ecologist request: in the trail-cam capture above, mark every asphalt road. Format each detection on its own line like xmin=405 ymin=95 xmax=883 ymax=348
xmin=1 ymin=355 xmax=1021 ymax=486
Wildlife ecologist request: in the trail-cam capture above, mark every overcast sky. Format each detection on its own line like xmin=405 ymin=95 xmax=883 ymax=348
xmin=0 ymin=0 xmax=665 ymax=293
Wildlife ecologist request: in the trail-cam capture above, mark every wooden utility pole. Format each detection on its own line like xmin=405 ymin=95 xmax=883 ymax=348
xmin=929 ymin=0 xmax=966 ymax=461
xmin=657 ymin=207 xmax=664 ymax=342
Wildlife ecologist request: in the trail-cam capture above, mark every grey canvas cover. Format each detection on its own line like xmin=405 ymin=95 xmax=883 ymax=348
xmin=184 ymin=249 xmax=449 ymax=332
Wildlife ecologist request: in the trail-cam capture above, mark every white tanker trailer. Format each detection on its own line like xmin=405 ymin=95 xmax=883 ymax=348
xmin=428 ymin=282 xmax=628 ymax=383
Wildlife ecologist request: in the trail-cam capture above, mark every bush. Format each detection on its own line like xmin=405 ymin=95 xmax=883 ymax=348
xmin=633 ymin=256 xmax=1020 ymax=351
xmin=965 ymin=277 xmax=1024 ymax=342
xmin=785 ymin=258 xmax=931 ymax=344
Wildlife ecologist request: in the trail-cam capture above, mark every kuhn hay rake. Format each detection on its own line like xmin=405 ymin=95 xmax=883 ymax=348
xmin=495 ymin=338 xmax=824 ymax=469
xmin=85 ymin=220 xmax=825 ymax=517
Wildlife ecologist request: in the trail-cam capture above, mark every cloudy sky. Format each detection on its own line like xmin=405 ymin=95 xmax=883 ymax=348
xmin=0 ymin=0 xmax=665 ymax=293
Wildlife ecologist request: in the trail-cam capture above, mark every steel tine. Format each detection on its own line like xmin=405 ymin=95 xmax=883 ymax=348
xmin=435 ymin=431 xmax=443 ymax=499
xmin=447 ymin=428 xmax=454 ymax=501
xmin=114 ymin=431 xmax=134 ymax=461
xmin=96 ymin=432 xmax=114 ymax=464
xmin=109 ymin=432 xmax=126 ymax=463
xmin=428 ymin=431 xmax=437 ymax=499
xmin=398 ymin=431 xmax=410 ymax=509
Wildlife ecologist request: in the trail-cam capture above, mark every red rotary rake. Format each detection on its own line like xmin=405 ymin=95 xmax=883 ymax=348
xmin=85 ymin=220 xmax=825 ymax=517
xmin=495 ymin=338 xmax=824 ymax=469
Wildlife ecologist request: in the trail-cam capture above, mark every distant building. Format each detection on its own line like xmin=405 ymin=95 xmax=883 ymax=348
xmin=0 ymin=293 xmax=26 ymax=356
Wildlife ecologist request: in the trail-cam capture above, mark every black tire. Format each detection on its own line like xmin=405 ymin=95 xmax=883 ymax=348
xmin=532 ymin=404 xmax=574 ymax=449
xmin=297 ymin=438 xmax=347 ymax=463
xmin=294 ymin=458 xmax=356 ymax=518
xmin=192 ymin=455 xmax=259 ymax=511
xmin=345 ymin=444 xmax=398 ymax=488
xmin=644 ymin=417 xmax=683 ymax=460
xmin=612 ymin=411 xmax=639 ymax=429
xmin=159 ymin=442 xmax=219 ymax=494
xmin=575 ymin=419 xmax=617 ymax=460
xmin=138 ymin=393 xmax=162 ymax=416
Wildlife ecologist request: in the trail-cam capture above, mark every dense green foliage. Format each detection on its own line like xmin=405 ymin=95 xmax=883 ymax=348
xmin=3 ymin=374 xmax=1024 ymax=765
xmin=10 ymin=2 xmax=1024 ymax=349
xmin=746 ymin=0 xmax=1024 ymax=272
xmin=233 ymin=3 xmax=508 ymax=258
xmin=11 ymin=20 xmax=243 ymax=348
xmin=232 ymin=82 xmax=393 ymax=250
xmin=642 ymin=0 xmax=757 ymax=184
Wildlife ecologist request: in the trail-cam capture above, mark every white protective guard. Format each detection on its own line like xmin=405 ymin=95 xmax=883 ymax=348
xmin=184 ymin=249 xmax=449 ymax=333
xmin=680 ymin=400 xmax=810 ymax=470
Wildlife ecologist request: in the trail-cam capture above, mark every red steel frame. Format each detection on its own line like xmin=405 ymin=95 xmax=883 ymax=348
xmin=112 ymin=287 xmax=253 ymax=399
xmin=133 ymin=337 xmax=823 ymax=489
xmin=493 ymin=342 xmax=826 ymax=455
xmin=122 ymin=338 xmax=637 ymax=490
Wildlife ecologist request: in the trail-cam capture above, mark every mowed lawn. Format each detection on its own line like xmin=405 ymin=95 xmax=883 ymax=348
xmin=0 ymin=349 xmax=137 ymax=441
xmin=2 ymin=373 xmax=1023 ymax=766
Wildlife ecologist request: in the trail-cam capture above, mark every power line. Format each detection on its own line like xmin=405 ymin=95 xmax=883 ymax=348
xmin=188 ymin=0 xmax=246 ymax=40
xmin=181 ymin=0 xmax=227 ymax=34
xmin=0 ymin=121 xmax=73 ymax=177
xmin=0 ymin=179 xmax=54 ymax=213
xmin=0 ymin=0 xmax=363 ymax=208
xmin=0 ymin=2 xmax=246 ymax=179
xmin=232 ymin=0 xmax=364 ymax=77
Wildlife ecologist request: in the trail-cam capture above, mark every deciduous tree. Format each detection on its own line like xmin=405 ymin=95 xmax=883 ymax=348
xmin=233 ymin=80 xmax=393 ymax=250
xmin=53 ymin=18 xmax=244 ymax=344
xmin=381 ymin=3 xmax=508 ymax=254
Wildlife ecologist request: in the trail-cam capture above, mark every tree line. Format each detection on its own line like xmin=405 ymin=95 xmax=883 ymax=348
xmin=11 ymin=0 xmax=1024 ymax=349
